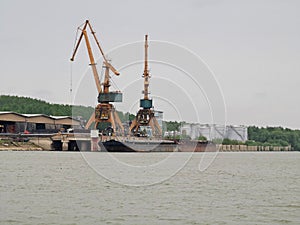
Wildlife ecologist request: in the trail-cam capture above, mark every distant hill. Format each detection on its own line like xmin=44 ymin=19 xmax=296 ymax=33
xmin=0 ymin=95 xmax=95 ymax=121
xmin=0 ymin=95 xmax=73 ymax=115
xmin=0 ymin=95 xmax=135 ymax=122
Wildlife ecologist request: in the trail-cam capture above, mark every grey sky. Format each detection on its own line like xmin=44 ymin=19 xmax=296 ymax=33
xmin=0 ymin=0 xmax=299 ymax=128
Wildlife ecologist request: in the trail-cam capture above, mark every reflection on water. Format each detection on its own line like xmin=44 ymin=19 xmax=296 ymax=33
xmin=0 ymin=152 xmax=299 ymax=224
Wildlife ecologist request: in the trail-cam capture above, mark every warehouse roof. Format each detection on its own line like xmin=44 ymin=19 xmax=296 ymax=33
xmin=0 ymin=111 xmax=80 ymax=126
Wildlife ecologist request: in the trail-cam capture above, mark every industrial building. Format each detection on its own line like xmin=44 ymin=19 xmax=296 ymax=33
xmin=180 ymin=123 xmax=248 ymax=141
xmin=154 ymin=111 xmax=163 ymax=130
xmin=0 ymin=111 xmax=81 ymax=133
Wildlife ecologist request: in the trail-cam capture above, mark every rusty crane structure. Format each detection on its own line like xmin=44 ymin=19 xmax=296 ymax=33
xmin=129 ymin=35 xmax=162 ymax=137
xmin=70 ymin=20 xmax=124 ymax=135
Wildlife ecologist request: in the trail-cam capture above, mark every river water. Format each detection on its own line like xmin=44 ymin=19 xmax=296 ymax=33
xmin=0 ymin=151 xmax=299 ymax=225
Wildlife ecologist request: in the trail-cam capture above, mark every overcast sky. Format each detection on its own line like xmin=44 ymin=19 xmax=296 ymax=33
xmin=1 ymin=0 xmax=299 ymax=128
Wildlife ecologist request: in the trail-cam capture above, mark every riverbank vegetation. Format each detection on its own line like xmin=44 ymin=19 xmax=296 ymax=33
xmin=247 ymin=126 xmax=300 ymax=150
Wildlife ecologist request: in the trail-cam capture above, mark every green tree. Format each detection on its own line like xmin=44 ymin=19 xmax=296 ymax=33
xmin=197 ymin=136 xmax=207 ymax=141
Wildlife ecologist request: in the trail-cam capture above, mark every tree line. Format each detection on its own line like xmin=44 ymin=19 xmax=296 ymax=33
xmin=0 ymin=95 xmax=134 ymax=122
xmin=247 ymin=126 xmax=300 ymax=150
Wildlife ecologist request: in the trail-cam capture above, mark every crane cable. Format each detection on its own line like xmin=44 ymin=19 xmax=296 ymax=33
xmin=69 ymin=26 xmax=82 ymax=105
xmin=110 ymin=74 xmax=121 ymax=91
xmin=99 ymin=63 xmax=104 ymax=85
xmin=105 ymin=57 xmax=121 ymax=91
xmin=69 ymin=63 xmax=73 ymax=105
xmin=69 ymin=21 xmax=93 ymax=103
xmin=99 ymin=58 xmax=120 ymax=91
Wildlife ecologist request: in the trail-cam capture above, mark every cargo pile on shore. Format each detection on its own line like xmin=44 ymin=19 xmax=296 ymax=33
xmin=0 ymin=139 xmax=43 ymax=151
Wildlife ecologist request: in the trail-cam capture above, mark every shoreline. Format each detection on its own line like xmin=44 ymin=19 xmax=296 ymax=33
xmin=0 ymin=137 xmax=296 ymax=152
xmin=0 ymin=146 xmax=296 ymax=152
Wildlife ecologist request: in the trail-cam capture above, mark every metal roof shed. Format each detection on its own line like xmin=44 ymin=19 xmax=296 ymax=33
xmin=51 ymin=116 xmax=81 ymax=126
xmin=0 ymin=112 xmax=26 ymax=122
xmin=23 ymin=114 xmax=55 ymax=125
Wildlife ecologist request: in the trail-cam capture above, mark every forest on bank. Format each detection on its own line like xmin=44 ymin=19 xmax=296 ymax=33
xmin=1 ymin=95 xmax=300 ymax=150
xmin=0 ymin=95 xmax=134 ymax=123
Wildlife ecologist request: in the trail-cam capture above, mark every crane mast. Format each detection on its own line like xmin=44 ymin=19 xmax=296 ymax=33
xmin=129 ymin=35 xmax=162 ymax=137
xmin=70 ymin=20 xmax=124 ymax=135
xmin=143 ymin=34 xmax=149 ymax=100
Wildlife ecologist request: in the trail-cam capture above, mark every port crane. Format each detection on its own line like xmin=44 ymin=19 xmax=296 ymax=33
xmin=70 ymin=20 xmax=124 ymax=135
xmin=129 ymin=35 xmax=162 ymax=137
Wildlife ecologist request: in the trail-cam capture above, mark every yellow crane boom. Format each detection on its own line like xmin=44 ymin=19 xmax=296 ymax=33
xmin=70 ymin=20 xmax=119 ymax=94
